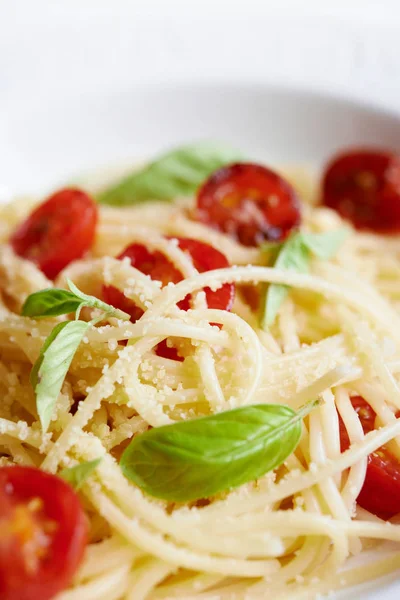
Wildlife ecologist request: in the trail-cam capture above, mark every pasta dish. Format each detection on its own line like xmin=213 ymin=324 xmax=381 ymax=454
xmin=1 ymin=145 xmax=400 ymax=600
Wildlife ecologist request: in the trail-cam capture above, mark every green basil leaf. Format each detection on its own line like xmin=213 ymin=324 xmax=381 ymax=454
xmin=300 ymin=229 xmax=349 ymax=260
xmin=35 ymin=320 xmax=89 ymax=431
xmin=260 ymin=240 xmax=283 ymax=253
xmin=97 ymin=143 xmax=243 ymax=206
xmin=120 ymin=401 xmax=316 ymax=502
xmin=67 ymin=280 xmax=130 ymax=321
xmin=30 ymin=321 xmax=71 ymax=389
xmin=22 ymin=281 xmax=130 ymax=322
xmin=261 ymin=229 xmax=348 ymax=328
xmin=60 ymin=458 xmax=102 ymax=490
xmin=22 ymin=289 xmax=81 ymax=318
xmin=262 ymin=233 xmax=310 ymax=328
xmin=260 ymin=240 xmax=284 ymax=264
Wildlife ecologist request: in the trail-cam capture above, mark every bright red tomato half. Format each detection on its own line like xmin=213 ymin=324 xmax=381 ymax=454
xmin=339 ymin=396 xmax=400 ymax=520
xmin=10 ymin=188 xmax=98 ymax=279
xmin=196 ymin=163 xmax=301 ymax=246
xmin=103 ymin=237 xmax=235 ymax=360
xmin=0 ymin=466 xmax=88 ymax=600
xmin=322 ymin=149 xmax=400 ymax=232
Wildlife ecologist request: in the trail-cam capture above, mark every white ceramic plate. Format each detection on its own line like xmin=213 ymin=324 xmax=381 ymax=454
xmin=2 ymin=82 xmax=400 ymax=197
xmin=2 ymin=79 xmax=400 ymax=599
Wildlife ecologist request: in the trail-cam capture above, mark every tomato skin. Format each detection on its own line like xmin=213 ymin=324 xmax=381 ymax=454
xmin=10 ymin=188 xmax=98 ymax=279
xmin=196 ymin=163 xmax=301 ymax=246
xmin=176 ymin=238 xmax=235 ymax=311
xmin=339 ymin=396 xmax=375 ymax=451
xmin=322 ymin=149 xmax=400 ymax=232
xmin=339 ymin=396 xmax=400 ymax=520
xmin=357 ymin=450 xmax=400 ymax=520
xmin=103 ymin=238 xmax=235 ymax=360
xmin=104 ymin=243 xmax=183 ymax=324
xmin=0 ymin=466 xmax=88 ymax=600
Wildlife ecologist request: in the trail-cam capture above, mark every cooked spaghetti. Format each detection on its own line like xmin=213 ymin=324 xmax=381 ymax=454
xmin=2 ymin=146 xmax=400 ymax=600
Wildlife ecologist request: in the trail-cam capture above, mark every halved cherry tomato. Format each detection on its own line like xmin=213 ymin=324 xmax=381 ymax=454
xmin=196 ymin=163 xmax=301 ymax=246
xmin=339 ymin=396 xmax=400 ymax=520
xmin=103 ymin=238 xmax=235 ymax=360
xmin=0 ymin=465 xmax=88 ymax=600
xmin=321 ymin=149 xmax=400 ymax=232
xmin=10 ymin=188 xmax=98 ymax=279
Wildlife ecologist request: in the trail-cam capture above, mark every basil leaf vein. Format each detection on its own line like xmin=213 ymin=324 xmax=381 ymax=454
xmin=60 ymin=458 xmax=102 ymax=490
xmin=120 ymin=401 xmax=316 ymax=502
xmin=97 ymin=143 xmax=243 ymax=206
xmin=34 ymin=320 xmax=89 ymax=431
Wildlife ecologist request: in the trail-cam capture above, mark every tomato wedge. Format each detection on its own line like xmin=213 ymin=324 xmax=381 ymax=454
xmin=10 ymin=188 xmax=98 ymax=279
xmin=0 ymin=466 xmax=88 ymax=600
xmin=321 ymin=149 xmax=400 ymax=232
xmin=103 ymin=238 xmax=235 ymax=360
xmin=339 ymin=396 xmax=400 ymax=520
xmin=196 ymin=163 xmax=301 ymax=246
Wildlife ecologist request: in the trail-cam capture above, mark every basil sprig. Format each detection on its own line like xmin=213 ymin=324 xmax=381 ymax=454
xmin=60 ymin=458 xmax=102 ymax=490
xmin=261 ymin=229 xmax=348 ymax=328
xmin=22 ymin=279 xmax=130 ymax=321
xmin=23 ymin=281 xmax=129 ymax=431
xmin=97 ymin=143 xmax=243 ymax=206
xmin=120 ymin=400 xmax=317 ymax=502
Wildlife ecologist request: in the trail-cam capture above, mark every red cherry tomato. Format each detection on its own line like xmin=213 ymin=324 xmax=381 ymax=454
xmin=196 ymin=163 xmax=301 ymax=246
xmin=176 ymin=238 xmax=235 ymax=311
xmin=103 ymin=243 xmax=183 ymax=324
xmin=10 ymin=188 xmax=98 ymax=279
xmin=0 ymin=466 xmax=88 ymax=600
xmin=339 ymin=396 xmax=400 ymax=520
xmin=321 ymin=149 xmax=400 ymax=232
xmin=103 ymin=238 xmax=235 ymax=360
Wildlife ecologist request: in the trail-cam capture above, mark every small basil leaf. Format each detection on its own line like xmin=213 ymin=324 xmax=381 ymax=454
xmin=300 ymin=229 xmax=349 ymax=260
xmin=120 ymin=401 xmax=316 ymax=502
xmin=30 ymin=321 xmax=70 ymax=389
xmin=22 ymin=281 xmax=130 ymax=322
xmin=261 ymin=241 xmax=283 ymax=252
xmin=97 ymin=143 xmax=243 ymax=206
xmin=35 ymin=320 xmax=89 ymax=431
xmin=60 ymin=458 xmax=102 ymax=490
xmin=261 ymin=229 xmax=348 ymax=328
xmin=67 ymin=280 xmax=130 ymax=321
xmin=22 ymin=289 xmax=81 ymax=318
xmin=260 ymin=240 xmax=284 ymax=263
xmin=262 ymin=233 xmax=310 ymax=328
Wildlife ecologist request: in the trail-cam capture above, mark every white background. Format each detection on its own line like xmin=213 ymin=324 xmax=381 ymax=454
xmin=2 ymin=0 xmax=400 ymax=194
xmin=1 ymin=3 xmax=400 ymax=598
xmin=1 ymin=0 xmax=400 ymax=112
xmin=1 ymin=0 xmax=400 ymax=196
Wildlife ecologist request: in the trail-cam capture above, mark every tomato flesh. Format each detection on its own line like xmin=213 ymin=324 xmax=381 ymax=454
xmin=10 ymin=188 xmax=98 ymax=279
xmin=321 ymin=149 xmax=400 ymax=232
xmin=339 ymin=396 xmax=400 ymax=519
xmin=103 ymin=238 xmax=235 ymax=360
xmin=0 ymin=466 xmax=88 ymax=600
xmin=196 ymin=163 xmax=301 ymax=246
